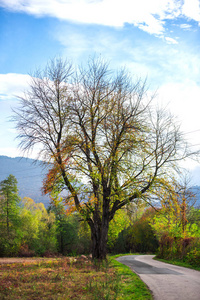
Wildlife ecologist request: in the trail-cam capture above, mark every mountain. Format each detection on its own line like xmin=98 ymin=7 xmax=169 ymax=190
xmin=190 ymin=165 xmax=200 ymax=187
xmin=0 ymin=156 xmax=51 ymax=207
xmin=190 ymin=186 xmax=200 ymax=208
xmin=1 ymin=155 xmax=200 ymax=209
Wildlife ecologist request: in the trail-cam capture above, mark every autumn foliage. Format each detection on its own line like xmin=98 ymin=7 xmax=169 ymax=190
xmin=14 ymin=57 xmax=194 ymax=260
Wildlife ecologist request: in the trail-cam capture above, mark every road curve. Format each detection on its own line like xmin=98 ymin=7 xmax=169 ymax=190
xmin=116 ymin=255 xmax=200 ymax=300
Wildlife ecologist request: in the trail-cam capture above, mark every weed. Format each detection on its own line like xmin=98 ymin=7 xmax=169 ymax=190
xmin=0 ymin=256 xmax=153 ymax=299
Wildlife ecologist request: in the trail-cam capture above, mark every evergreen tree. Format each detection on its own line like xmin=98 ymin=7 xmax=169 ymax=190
xmin=0 ymin=174 xmax=21 ymax=256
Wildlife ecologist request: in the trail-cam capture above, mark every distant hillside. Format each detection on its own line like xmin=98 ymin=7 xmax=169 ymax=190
xmin=190 ymin=186 xmax=200 ymax=208
xmin=0 ymin=156 xmax=51 ymax=207
xmin=1 ymin=155 xmax=200 ymax=209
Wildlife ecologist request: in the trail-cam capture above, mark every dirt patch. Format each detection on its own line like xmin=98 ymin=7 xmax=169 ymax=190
xmin=0 ymin=257 xmax=60 ymax=265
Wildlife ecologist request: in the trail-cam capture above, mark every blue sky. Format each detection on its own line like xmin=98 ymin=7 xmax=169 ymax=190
xmin=0 ymin=0 xmax=200 ymax=178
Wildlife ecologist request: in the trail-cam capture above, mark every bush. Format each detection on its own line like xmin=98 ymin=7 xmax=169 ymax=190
xmin=127 ymin=220 xmax=159 ymax=253
xmin=185 ymin=238 xmax=200 ymax=266
xmin=18 ymin=244 xmax=35 ymax=257
xmin=186 ymin=249 xmax=200 ymax=266
xmin=157 ymin=233 xmax=200 ymax=266
xmin=0 ymin=236 xmax=21 ymax=257
xmin=110 ymin=219 xmax=159 ymax=254
xmin=110 ymin=227 xmax=130 ymax=253
xmin=177 ymin=237 xmax=194 ymax=259
xmin=157 ymin=233 xmax=175 ymax=259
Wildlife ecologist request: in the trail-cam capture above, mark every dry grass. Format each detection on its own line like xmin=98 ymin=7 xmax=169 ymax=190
xmin=0 ymin=257 xmax=119 ymax=300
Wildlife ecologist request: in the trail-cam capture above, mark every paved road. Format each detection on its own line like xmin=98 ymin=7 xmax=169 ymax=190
xmin=116 ymin=255 xmax=200 ymax=300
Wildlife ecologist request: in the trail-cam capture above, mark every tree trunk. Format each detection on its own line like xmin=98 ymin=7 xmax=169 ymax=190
xmin=89 ymin=195 xmax=110 ymax=260
xmin=90 ymin=218 xmax=109 ymax=260
xmin=60 ymin=231 xmax=64 ymax=254
xmin=6 ymin=192 xmax=9 ymax=236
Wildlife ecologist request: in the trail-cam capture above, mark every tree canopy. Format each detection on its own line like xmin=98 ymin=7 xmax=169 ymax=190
xmin=14 ymin=57 xmax=194 ymax=259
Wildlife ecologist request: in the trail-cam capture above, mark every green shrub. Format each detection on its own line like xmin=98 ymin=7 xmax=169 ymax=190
xmin=157 ymin=233 xmax=200 ymax=267
xmin=186 ymin=249 xmax=200 ymax=266
xmin=157 ymin=233 xmax=174 ymax=259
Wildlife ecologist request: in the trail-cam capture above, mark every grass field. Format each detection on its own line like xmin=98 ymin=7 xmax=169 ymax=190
xmin=0 ymin=255 xmax=152 ymax=299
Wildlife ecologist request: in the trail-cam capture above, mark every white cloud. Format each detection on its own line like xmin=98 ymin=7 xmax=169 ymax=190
xmin=165 ymin=36 xmax=178 ymax=44
xmin=0 ymin=73 xmax=42 ymax=159
xmin=180 ymin=24 xmax=192 ymax=30
xmin=0 ymin=146 xmax=42 ymax=159
xmin=0 ymin=147 xmax=23 ymax=158
xmin=158 ymin=81 xmax=200 ymax=139
xmin=0 ymin=73 xmax=31 ymax=158
xmin=0 ymin=0 xmax=199 ymax=36
xmin=157 ymin=81 xmax=200 ymax=170
xmin=182 ymin=0 xmax=200 ymax=23
xmin=0 ymin=73 xmax=30 ymax=100
xmin=114 ymin=36 xmax=200 ymax=87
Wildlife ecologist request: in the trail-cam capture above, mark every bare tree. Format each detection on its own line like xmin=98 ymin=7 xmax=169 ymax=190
xmin=14 ymin=57 xmax=194 ymax=260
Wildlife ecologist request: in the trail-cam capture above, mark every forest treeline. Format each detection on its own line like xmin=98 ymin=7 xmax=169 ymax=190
xmin=0 ymin=174 xmax=200 ymax=267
